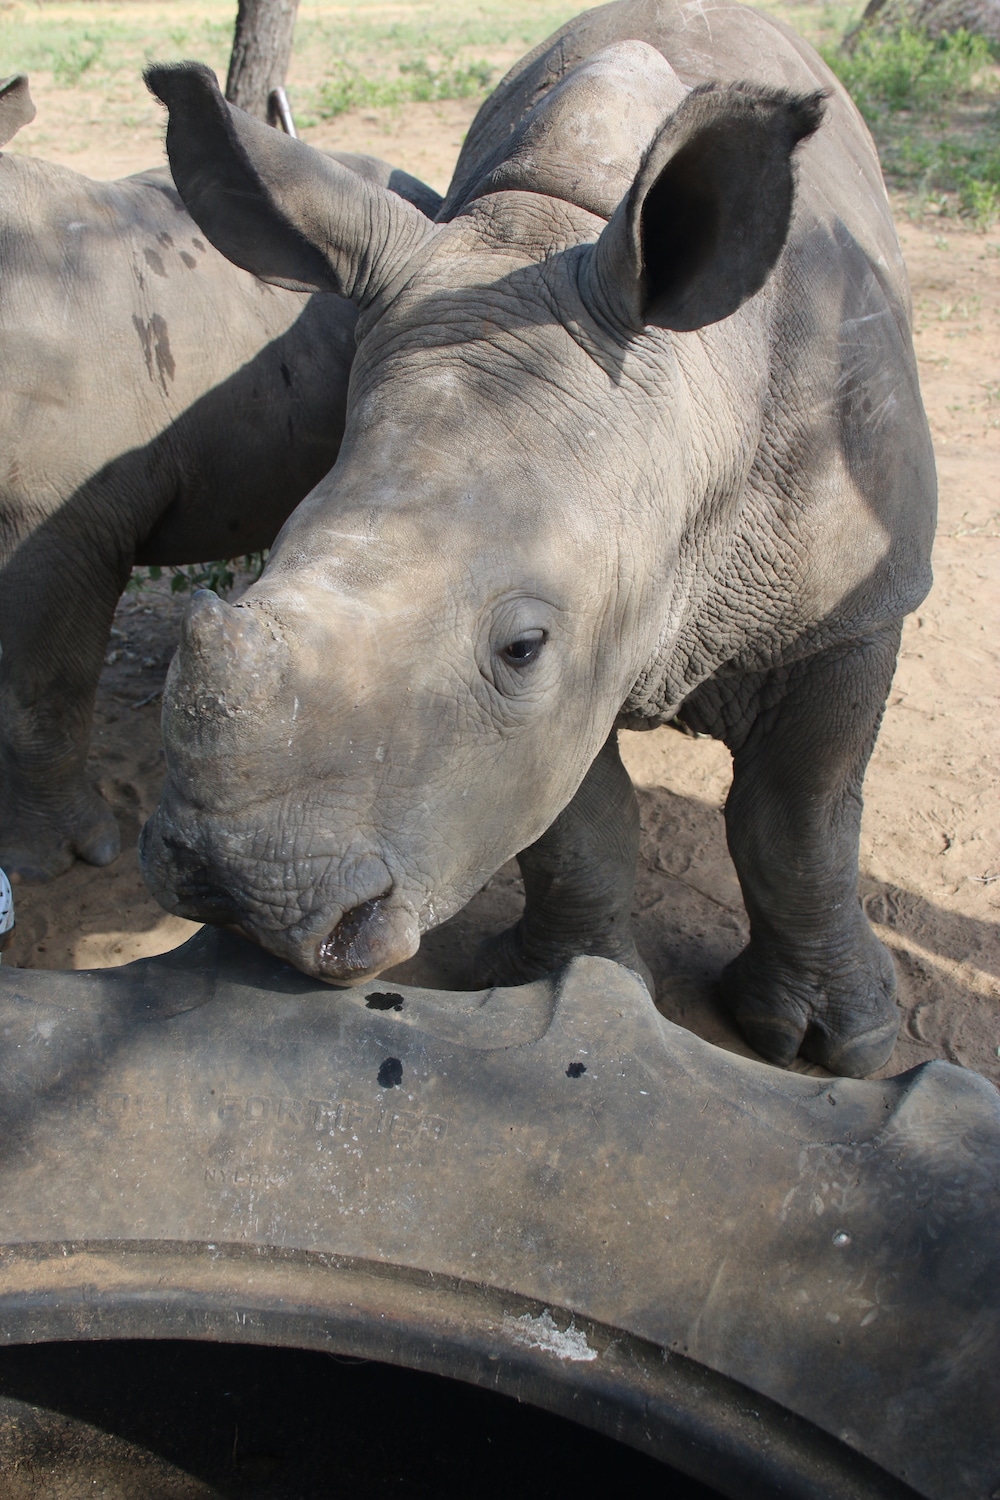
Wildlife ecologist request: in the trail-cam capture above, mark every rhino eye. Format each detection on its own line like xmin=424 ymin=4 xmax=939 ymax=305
xmin=499 ymin=630 xmax=546 ymax=668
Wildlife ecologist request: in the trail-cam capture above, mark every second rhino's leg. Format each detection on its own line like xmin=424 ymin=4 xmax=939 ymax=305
xmin=475 ymin=730 xmax=650 ymax=989
xmin=0 ymin=538 xmax=129 ymax=881
xmin=688 ymin=622 xmax=903 ymax=1078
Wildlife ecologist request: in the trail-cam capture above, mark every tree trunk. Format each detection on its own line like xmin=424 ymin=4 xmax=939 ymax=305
xmin=225 ymin=0 xmax=300 ymax=121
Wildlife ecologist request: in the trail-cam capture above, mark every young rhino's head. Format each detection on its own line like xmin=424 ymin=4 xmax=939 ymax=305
xmin=141 ymin=493 xmax=619 ymax=982
xmin=140 ymin=57 xmax=821 ymax=982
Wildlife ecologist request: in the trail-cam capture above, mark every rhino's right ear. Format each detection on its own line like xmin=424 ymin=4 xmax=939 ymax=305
xmin=145 ymin=63 xmax=433 ymax=303
xmin=0 ymin=75 xmax=36 ymax=149
xmin=582 ymin=82 xmax=824 ymax=333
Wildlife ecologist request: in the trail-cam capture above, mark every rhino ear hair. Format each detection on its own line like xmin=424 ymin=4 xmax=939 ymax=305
xmin=144 ymin=62 xmax=431 ymax=302
xmin=0 ymin=74 xmax=36 ymax=149
xmin=584 ymin=83 xmax=825 ymax=333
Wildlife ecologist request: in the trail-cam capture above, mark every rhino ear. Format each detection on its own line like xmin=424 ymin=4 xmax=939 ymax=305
xmin=584 ymin=83 xmax=824 ymax=333
xmin=144 ymin=62 xmax=432 ymax=302
xmin=0 ymin=74 xmax=35 ymax=148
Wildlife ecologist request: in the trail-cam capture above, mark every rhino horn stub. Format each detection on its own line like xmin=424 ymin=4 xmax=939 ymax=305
xmin=181 ymin=588 xmax=263 ymax=663
xmin=0 ymin=75 xmax=35 ymax=149
xmin=174 ymin=589 xmax=284 ymax=708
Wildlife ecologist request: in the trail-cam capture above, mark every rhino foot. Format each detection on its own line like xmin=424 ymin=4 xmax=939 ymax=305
xmin=0 ymin=788 xmax=120 ymax=883
xmin=720 ymin=933 xmax=899 ymax=1078
xmin=475 ymin=920 xmax=654 ymax=997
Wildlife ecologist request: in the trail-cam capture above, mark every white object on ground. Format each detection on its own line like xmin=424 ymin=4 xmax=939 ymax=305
xmin=0 ymin=867 xmax=14 ymax=959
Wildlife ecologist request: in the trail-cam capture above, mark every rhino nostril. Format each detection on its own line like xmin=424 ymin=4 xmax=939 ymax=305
xmin=318 ymin=891 xmax=394 ymax=979
xmin=149 ymin=835 xmax=241 ymax=923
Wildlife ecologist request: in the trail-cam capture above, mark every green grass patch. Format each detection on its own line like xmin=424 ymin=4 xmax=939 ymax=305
xmin=827 ymin=25 xmax=994 ymax=113
xmin=317 ymin=55 xmax=495 ymax=118
xmin=0 ymin=8 xmax=235 ymax=85
xmin=303 ymin=1 xmax=580 ymax=122
xmin=822 ymin=25 xmax=1000 ymax=225
xmin=895 ymin=128 xmax=1000 ymax=221
xmin=0 ymin=0 xmax=580 ymax=162
xmin=49 ymin=31 xmax=106 ymax=86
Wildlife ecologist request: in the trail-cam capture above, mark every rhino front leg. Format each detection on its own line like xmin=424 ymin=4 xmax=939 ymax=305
xmin=704 ymin=624 xmax=902 ymax=1077
xmin=475 ymin=731 xmax=651 ymax=991
xmin=0 ymin=544 xmax=127 ymax=881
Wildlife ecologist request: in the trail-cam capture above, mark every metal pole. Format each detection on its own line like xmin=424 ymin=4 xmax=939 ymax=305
xmin=267 ymin=85 xmax=297 ymax=137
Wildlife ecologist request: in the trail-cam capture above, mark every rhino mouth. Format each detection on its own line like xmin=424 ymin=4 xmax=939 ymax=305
xmin=140 ymin=804 xmax=421 ymax=985
xmin=317 ymin=891 xmax=398 ymax=982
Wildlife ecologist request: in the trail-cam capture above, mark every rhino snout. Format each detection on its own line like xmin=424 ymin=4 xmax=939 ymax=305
xmin=317 ymin=892 xmax=419 ymax=984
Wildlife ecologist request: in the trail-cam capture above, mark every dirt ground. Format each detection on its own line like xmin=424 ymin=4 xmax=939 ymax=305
xmin=4 ymin=91 xmax=998 ymax=1087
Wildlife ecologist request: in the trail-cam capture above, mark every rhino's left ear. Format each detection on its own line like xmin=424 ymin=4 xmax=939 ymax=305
xmin=583 ymin=83 xmax=824 ymax=333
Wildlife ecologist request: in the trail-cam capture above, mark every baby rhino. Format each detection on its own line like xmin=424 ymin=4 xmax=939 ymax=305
xmin=0 ymin=73 xmax=439 ymax=881
xmin=140 ymin=0 xmax=936 ymax=1078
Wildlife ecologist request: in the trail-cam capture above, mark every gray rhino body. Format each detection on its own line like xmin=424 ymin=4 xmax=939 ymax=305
xmin=140 ymin=0 xmax=936 ymax=1077
xmin=0 ymin=74 xmax=440 ymax=880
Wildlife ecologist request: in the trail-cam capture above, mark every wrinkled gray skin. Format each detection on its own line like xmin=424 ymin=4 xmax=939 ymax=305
xmin=139 ymin=0 xmax=936 ymax=1077
xmin=0 ymin=72 xmax=440 ymax=881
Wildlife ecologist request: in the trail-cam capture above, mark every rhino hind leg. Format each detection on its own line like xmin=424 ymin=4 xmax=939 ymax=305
xmin=474 ymin=731 xmax=653 ymax=994
xmin=0 ymin=545 xmax=125 ymax=882
xmin=704 ymin=624 xmax=904 ymax=1078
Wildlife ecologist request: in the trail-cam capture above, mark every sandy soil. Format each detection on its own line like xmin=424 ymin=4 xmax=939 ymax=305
xmin=4 ymin=94 xmax=998 ymax=1087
